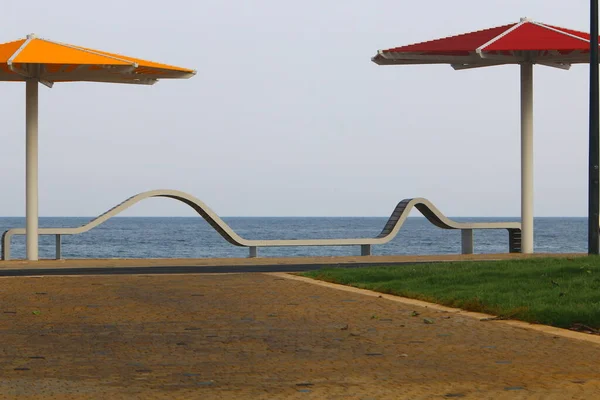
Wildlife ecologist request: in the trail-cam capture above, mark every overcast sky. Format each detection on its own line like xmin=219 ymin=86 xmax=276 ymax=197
xmin=0 ymin=0 xmax=594 ymax=217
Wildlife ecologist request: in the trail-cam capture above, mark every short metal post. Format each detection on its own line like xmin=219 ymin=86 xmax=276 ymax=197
xmin=55 ymin=234 xmax=62 ymax=260
xmin=1 ymin=232 xmax=10 ymax=261
xmin=249 ymin=246 xmax=257 ymax=258
xmin=360 ymin=244 xmax=371 ymax=256
xmin=461 ymin=229 xmax=473 ymax=254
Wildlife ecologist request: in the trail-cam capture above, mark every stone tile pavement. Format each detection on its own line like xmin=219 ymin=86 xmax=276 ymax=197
xmin=0 ymin=272 xmax=598 ymax=399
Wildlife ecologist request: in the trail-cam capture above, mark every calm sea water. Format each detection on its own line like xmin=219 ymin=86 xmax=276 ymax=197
xmin=0 ymin=217 xmax=587 ymax=260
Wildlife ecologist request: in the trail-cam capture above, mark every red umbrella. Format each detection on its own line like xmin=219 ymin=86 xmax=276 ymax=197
xmin=373 ymin=17 xmax=597 ymax=254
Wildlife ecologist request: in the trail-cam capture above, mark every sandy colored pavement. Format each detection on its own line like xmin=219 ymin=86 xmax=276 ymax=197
xmin=0 ymin=272 xmax=599 ymax=399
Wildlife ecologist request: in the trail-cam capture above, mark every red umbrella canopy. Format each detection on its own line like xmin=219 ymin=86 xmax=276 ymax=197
xmin=371 ymin=17 xmax=600 ymax=255
xmin=372 ymin=17 xmax=597 ymax=70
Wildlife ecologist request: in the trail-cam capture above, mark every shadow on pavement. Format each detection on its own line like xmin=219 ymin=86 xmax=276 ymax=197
xmin=0 ymin=261 xmax=434 ymax=276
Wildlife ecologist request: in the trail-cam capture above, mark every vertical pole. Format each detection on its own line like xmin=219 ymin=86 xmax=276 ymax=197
xmin=26 ymin=79 xmax=39 ymax=261
xmin=520 ymin=63 xmax=534 ymax=254
xmin=590 ymin=0 xmax=600 ymax=255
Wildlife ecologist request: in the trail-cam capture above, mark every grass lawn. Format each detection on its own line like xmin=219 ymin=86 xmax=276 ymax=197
xmin=302 ymin=256 xmax=600 ymax=330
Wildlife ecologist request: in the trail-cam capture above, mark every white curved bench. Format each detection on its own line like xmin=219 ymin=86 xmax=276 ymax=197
xmin=1 ymin=189 xmax=522 ymax=260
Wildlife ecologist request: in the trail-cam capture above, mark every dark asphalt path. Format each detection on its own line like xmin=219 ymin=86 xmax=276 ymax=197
xmin=0 ymin=261 xmax=438 ymax=276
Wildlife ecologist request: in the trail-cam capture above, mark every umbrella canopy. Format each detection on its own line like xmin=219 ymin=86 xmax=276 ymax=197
xmin=373 ymin=18 xmax=592 ymax=68
xmin=0 ymin=34 xmax=195 ymax=85
xmin=373 ymin=18 xmax=598 ymax=254
xmin=0 ymin=34 xmax=195 ymax=260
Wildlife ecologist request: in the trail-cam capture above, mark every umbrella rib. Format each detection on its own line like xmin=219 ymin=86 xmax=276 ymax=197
xmin=476 ymin=19 xmax=528 ymax=55
xmin=38 ymin=37 xmax=139 ymax=68
xmin=537 ymin=61 xmax=572 ymax=70
xmin=531 ymin=21 xmax=592 ymax=44
xmin=6 ymin=36 xmax=54 ymax=87
xmin=43 ymin=73 xmax=158 ymax=85
xmin=7 ymin=36 xmax=34 ymax=66
xmin=6 ymin=35 xmax=35 ymax=77
xmin=451 ymin=62 xmax=505 ymax=70
xmin=37 ymin=64 xmax=54 ymax=88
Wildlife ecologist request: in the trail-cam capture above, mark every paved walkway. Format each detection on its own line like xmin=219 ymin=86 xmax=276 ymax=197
xmin=0 ymin=272 xmax=599 ymax=399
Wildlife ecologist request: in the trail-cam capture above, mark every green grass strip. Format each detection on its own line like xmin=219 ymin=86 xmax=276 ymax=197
xmin=302 ymin=256 xmax=600 ymax=329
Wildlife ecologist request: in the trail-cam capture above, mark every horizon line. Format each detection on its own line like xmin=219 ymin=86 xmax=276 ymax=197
xmin=0 ymin=215 xmax=588 ymax=219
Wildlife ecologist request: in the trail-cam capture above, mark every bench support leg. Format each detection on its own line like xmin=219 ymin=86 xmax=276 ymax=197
xmin=249 ymin=246 xmax=258 ymax=258
xmin=461 ymin=229 xmax=474 ymax=255
xmin=55 ymin=234 xmax=62 ymax=260
xmin=509 ymin=229 xmax=522 ymax=253
xmin=360 ymin=244 xmax=371 ymax=256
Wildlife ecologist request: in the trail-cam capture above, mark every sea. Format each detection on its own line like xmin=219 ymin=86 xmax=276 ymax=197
xmin=0 ymin=217 xmax=588 ymax=260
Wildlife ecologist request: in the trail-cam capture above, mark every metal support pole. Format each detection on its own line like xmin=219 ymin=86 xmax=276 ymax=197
xmin=26 ymin=79 xmax=39 ymax=261
xmin=461 ymin=229 xmax=474 ymax=254
xmin=360 ymin=244 xmax=371 ymax=256
xmin=590 ymin=0 xmax=600 ymax=255
xmin=520 ymin=63 xmax=534 ymax=254
xmin=55 ymin=234 xmax=62 ymax=260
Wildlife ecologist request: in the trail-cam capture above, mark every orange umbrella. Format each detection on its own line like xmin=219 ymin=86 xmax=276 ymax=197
xmin=0 ymin=34 xmax=195 ymax=260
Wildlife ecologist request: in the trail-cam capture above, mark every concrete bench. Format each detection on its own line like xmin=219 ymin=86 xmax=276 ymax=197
xmin=1 ymin=189 xmax=522 ymax=260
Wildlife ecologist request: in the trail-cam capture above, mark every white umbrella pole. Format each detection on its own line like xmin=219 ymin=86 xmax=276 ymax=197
xmin=25 ymin=79 xmax=39 ymax=261
xmin=520 ymin=63 xmax=534 ymax=254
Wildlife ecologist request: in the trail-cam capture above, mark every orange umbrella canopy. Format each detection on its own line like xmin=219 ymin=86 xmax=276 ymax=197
xmin=0 ymin=34 xmax=195 ymax=86
xmin=0 ymin=34 xmax=195 ymax=261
